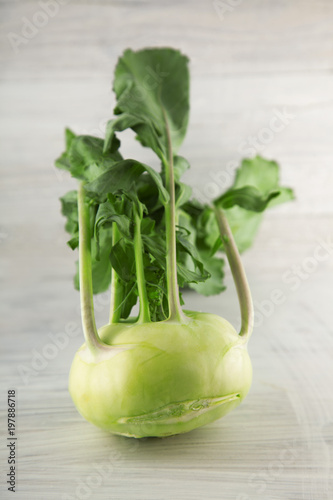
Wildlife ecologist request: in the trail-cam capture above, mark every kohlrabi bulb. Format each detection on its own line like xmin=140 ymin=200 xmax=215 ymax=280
xmin=69 ymin=311 xmax=252 ymax=438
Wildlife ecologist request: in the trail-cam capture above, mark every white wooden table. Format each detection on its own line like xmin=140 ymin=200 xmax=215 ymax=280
xmin=1 ymin=1 xmax=333 ymax=499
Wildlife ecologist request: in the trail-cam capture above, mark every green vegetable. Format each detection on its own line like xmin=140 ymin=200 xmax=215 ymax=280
xmin=56 ymin=48 xmax=294 ymax=438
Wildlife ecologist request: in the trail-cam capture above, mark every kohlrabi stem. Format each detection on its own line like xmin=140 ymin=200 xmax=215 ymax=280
xmin=133 ymin=206 xmax=151 ymax=323
xmin=109 ymin=222 xmax=123 ymax=324
xmin=78 ymin=182 xmax=104 ymax=352
xmin=161 ymin=107 xmax=187 ymax=323
xmin=214 ymin=207 xmax=254 ymax=341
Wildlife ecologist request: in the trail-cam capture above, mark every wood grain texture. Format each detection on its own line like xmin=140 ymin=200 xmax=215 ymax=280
xmin=0 ymin=1 xmax=332 ymax=499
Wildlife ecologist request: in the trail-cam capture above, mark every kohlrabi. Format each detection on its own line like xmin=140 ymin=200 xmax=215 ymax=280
xmin=56 ymin=48 xmax=294 ymax=438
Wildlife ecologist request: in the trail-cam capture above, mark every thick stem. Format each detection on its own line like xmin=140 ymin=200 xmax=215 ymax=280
xmin=78 ymin=183 xmax=103 ymax=352
xmin=134 ymin=207 xmax=151 ymax=323
xmin=109 ymin=223 xmax=123 ymax=324
xmin=161 ymin=108 xmax=187 ymax=323
xmin=214 ymin=207 xmax=254 ymax=341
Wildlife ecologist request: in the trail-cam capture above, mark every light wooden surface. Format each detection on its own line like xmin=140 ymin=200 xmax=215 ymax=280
xmin=1 ymin=1 xmax=333 ymax=499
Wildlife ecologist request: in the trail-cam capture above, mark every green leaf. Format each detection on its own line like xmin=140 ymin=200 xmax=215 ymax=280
xmin=67 ymin=236 xmax=79 ymax=251
xmin=104 ymin=114 xmax=143 ymax=153
xmin=60 ymin=190 xmax=78 ymax=237
xmin=113 ymin=48 xmax=190 ymax=158
xmin=233 ymin=156 xmax=280 ymax=191
xmin=232 ymin=156 xmax=295 ymax=206
xmin=84 ymin=159 xmax=169 ymax=204
xmin=196 ymin=206 xmax=264 ymax=255
xmin=55 ymin=129 xmax=76 ymax=171
xmin=74 ymin=225 xmax=113 ymax=294
xmin=211 ymin=236 xmax=223 ymax=256
xmin=215 ymin=186 xmax=280 ymax=212
xmin=94 ymin=200 xmax=132 ymax=260
xmin=189 ymin=251 xmax=225 ymax=296
xmin=174 ymin=156 xmax=190 ymax=182
xmin=177 ymin=210 xmax=225 ymax=295
xmin=175 ymin=182 xmax=192 ymax=209
xmin=141 ymin=217 xmax=156 ymax=235
xmin=61 ymin=191 xmax=113 ymax=295
xmin=267 ymin=186 xmax=294 ymax=207
xmin=222 ymin=208 xmax=263 ymax=253
xmin=95 ymin=201 xmax=132 ymax=239
xmin=177 ymin=263 xmax=208 ymax=285
xmin=145 ymin=272 xmax=167 ymax=321
xmin=119 ymin=282 xmax=138 ymax=319
xmin=211 ymin=156 xmax=295 ymax=252
xmin=141 ymin=234 xmax=166 ymax=267
xmin=176 ymin=232 xmax=209 ymax=280
xmin=69 ymin=135 xmax=122 ymax=182
xmin=65 ymin=128 xmax=76 ymax=149
xmin=110 ymin=240 xmax=135 ymax=283
xmin=136 ymin=175 xmax=161 ymax=213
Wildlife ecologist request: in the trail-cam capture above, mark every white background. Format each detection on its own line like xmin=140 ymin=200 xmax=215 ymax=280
xmin=0 ymin=1 xmax=332 ymax=499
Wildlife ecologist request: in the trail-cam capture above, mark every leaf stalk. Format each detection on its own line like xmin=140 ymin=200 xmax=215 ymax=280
xmin=214 ymin=207 xmax=254 ymax=341
xmin=78 ymin=182 xmax=104 ymax=352
xmin=133 ymin=206 xmax=151 ymax=323
xmin=161 ymin=107 xmax=187 ymax=323
xmin=109 ymin=222 xmax=123 ymax=324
